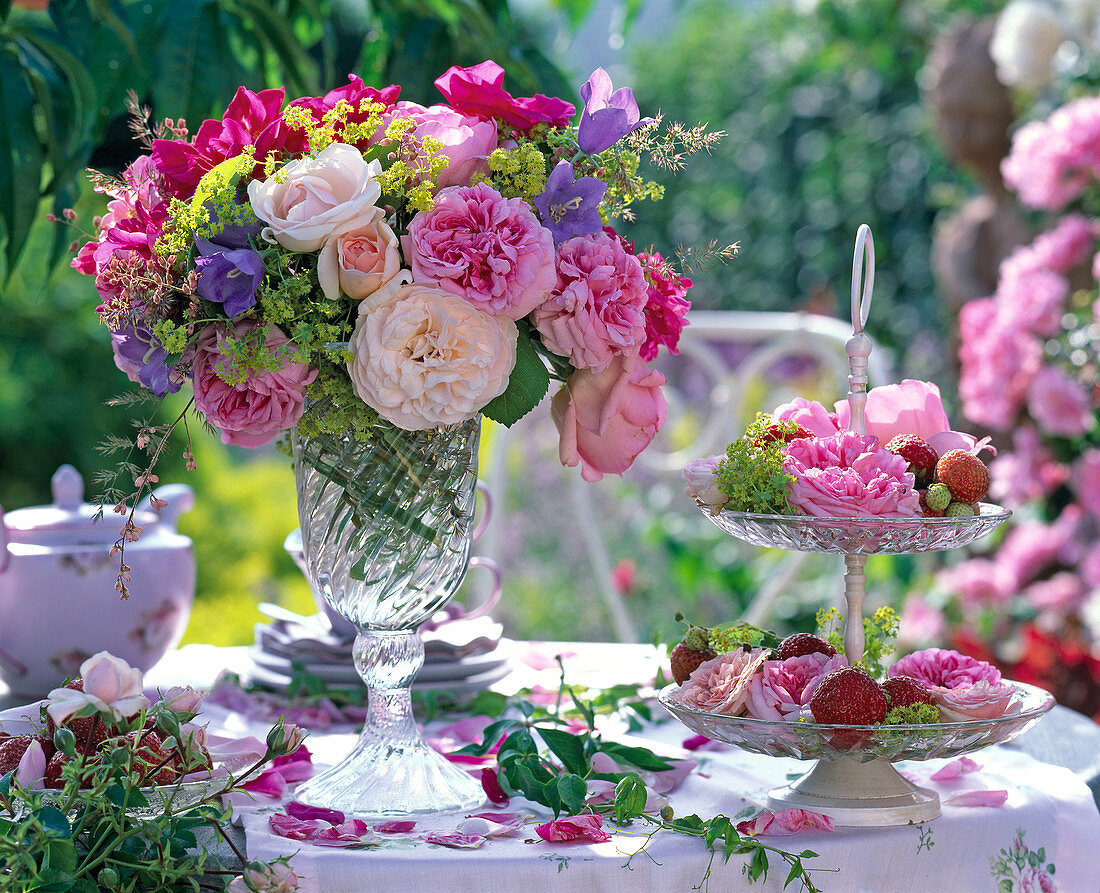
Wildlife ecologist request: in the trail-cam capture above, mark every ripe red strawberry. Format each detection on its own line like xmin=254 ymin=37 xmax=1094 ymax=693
xmin=752 ymin=421 xmax=813 ymax=448
xmin=670 ymin=642 xmax=717 ymax=684
xmin=776 ymin=633 xmax=836 ymax=661
xmin=935 ymin=449 xmax=990 ymax=505
xmin=881 ymin=675 xmax=935 ymax=709
xmin=884 ymin=435 xmax=938 ymax=488
xmin=42 ymin=750 xmax=95 ymax=790
xmin=127 ymin=731 xmax=179 ymax=786
xmin=809 ymin=667 xmax=888 ymax=725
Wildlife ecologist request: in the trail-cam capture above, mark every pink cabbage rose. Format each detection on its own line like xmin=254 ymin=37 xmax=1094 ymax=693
xmin=551 ymin=353 xmax=667 ymax=482
xmin=347 ymin=280 xmax=517 ymax=430
xmin=46 ymin=651 xmax=148 ymax=724
xmin=835 ymin=379 xmax=990 ymax=456
xmin=677 ymin=648 xmax=770 ymax=716
xmin=533 ymin=230 xmax=649 ymax=371
xmin=387 ymin=102 xmax=498 ymax=188
xmin=682 ymin=454 xmax=728 ymax=511
xmin=771 ymin=397 xmax=840 ymax=438
xmin=782 ymin=430 xmax=921 ymax=518
xmin=933 ymin=681 xmax=1019 ymax=721
xmin=407 ymin=183 xmax=555 ymax=319
xmin=1074 ymin=449 xmax=1100 ymax=517
xmin=192 ymin=320 xmax=317 ymax=448
xmin=248 ymin=142 xmax=383 ymax=252
xmin=317 ymin=218 xmax=402 ymax=301
xmin=745 ymin=653 xmax=848 ymax=721
xmin=888 ymin=648 xmax=1002 ymax=689
xmin=1026 ymin=365 xmax=1095 ymax=437
xmin=434 ymin=60 xmax=575 ymax=133
xmin=735 ymin=809 xmax=834 ymax=837
xmin=535 ymin=813 xmax=611 ymax=843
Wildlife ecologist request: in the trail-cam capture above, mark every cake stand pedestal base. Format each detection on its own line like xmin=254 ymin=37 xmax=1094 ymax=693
xmin=767 ymin=756 xmax=940 ymax=826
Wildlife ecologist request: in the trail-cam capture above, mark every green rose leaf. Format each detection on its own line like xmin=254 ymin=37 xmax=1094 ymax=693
xmin=481 ymin=324 xmax=550 ymax=428
xmin=537 ymin=728 xmax=588 ymax=777
xmin=613 ymin=775 xmax=648 ymax=823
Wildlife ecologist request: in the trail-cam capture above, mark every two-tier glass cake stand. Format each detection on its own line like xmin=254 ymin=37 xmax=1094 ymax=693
xmin=659 ymin=226 xmax=1054 ymax=826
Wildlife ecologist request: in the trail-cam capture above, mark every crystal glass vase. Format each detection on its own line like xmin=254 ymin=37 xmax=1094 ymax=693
xmin=289 ymin=414 xmax=483 ymax=817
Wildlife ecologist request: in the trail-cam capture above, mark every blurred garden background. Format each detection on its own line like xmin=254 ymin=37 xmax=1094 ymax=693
xmin=4 ymin=0 xmax=1100 ymax=718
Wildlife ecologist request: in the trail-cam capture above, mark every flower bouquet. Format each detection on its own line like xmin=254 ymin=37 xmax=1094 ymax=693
xmin=71 ymin=60 xmax=721 ymax=816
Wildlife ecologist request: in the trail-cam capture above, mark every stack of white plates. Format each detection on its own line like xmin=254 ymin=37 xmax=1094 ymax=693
xmin=245 ymin=605 xmax=512 ymax=695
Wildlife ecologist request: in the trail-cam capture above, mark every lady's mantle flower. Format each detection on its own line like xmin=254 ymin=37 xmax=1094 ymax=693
xmin=533 ymin=161 xmax=607 ymax=243
xmin=577 ymin=68 xmax=652 ymax=154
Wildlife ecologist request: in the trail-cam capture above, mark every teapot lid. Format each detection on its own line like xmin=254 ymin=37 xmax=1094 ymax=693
xmin=4 ymin=465 xmax=159 ymax=546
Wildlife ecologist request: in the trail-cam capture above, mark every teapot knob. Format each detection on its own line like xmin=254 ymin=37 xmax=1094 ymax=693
xmin=51 ymin=465 xmax=85 ymax=510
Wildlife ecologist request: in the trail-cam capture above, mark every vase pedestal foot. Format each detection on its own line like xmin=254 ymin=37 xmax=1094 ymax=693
xmin=767 ymin=756 xmax=940 ymax=826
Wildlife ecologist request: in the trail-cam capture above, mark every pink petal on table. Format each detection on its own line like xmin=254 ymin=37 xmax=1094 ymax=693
xmin=433 ymin=715 xmax=494 ymax=746
xmin=456 ymin=816 xmax=524 ymax=838
xmin=313 ymin=819 xmax=377 ymax=847
xmin=374 ymin=820 xmax=417 ymax=833
xmin=946 ymin=790 xmax=1008 ymax=808
xmin=420 ymin=830 xmax=487 ymax=848
xmin=536 ymin=813 xmax=611 ymax=843
xmin=649 ymin=757 xmax=696 ymax=794
xmin=682 ymin=734 xmax=718 ymax=751
xmin=285 ymin=800 xmax=345 ymax=824
xmin=930 ymin=757 xmax=981 ymax=781
xmin=736 ymin=809 xmax=834 ymax=837
xmin=241 ymin=769 xmax=288 ymax=798
xmin=269 ymin=813 xmax=324 ymax=840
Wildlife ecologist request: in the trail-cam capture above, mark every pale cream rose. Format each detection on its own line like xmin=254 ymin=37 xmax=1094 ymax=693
xmin=316 ymin=217 xmax=402 ymax=300
xmin=46 ymin=651 xmax=149 ymax=724
xmin=348 ymin=283 xmax=517 ymax=430
xmin=991 ymin=1 xmax=1070 ymax=91
xmin=247 ymin=143 xmax=383 ymax=252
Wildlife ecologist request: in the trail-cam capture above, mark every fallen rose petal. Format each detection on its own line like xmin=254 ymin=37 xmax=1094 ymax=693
xmin=648 ymin=757 xmax=696 ymax=795
xmin=241 ymin=769 xmax=288 ymax=798
xmin=946 ymin=790 xmax=1008 ymax=807
xmin=269 ymin=813 xmax=324 ymax=840
xmin=930 ymin=757 xmax=982 ymax=781
xmin=420 ymin=830 xmax=487 ymax=848
xmin=536 ymin=813 xmax=611 ymax=843
xmin=481 ymin=767 xmax=509 ymax=804
xmin=456 ymin=816 xmax=524 ymax=838
xmin=736 ymin=808 xmax=834 ymax=837
xmin=374 ymin=820 xmax=417 ymax=833
xmin=313 ymin=819 xmax=376 ymax=847
xmin=682 ymin=734 xmax=715 ymax=751
xmin=285 ymin=800 xmax=345 ymax=824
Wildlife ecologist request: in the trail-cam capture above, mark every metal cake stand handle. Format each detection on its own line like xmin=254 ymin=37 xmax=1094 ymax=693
xmin=842 ymin=224 xmax=874 ymax=664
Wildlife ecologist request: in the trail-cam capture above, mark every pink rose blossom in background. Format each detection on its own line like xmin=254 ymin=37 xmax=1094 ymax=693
xmin=247 ymin=142 xmax=383 ymax=253
xmin=735 ymin=809 xmax=834 ymax=837
xmin=387 ymin=102 xmax=498 ymax=188
xmin=898 ymin=594 xmax=947 ymax=647
xmin=1027 ymin=213 xmax=1097 ymax=271
xmin=682 ymin=454 xmax=728 ymax=511
xmin=935 ymin=680 xmax=1019 ymax=721
xmin=782 ymin=430 xmax=920 ymax=518
xmin=317 ymin=218 xmax=402 ymax=301
xmin=347 ymin=281 xmax=517 ymax=430
xmin=1073 ymin=449 xmax=1100 ymax=516
xmin=1026 ymin=366 xmax=1095 ymax=438
xmin=637 ymin=250 xmax=691 ymax=360
xmin=192 ymin=321 xmax=317 ymax=448
xmin=889 ymin=648 xmax=1001 ymax=689
xmin=997 ymin=508 xmax=1082 ymax=588
xmin=677 ymin=648 xmax=770 ymax=716
xmin=1082 ymin=543 xmax=1100 ymax=588
xmin=771 ymin=397 xmax=839 ymax=438
xmin=407 ymin=183 xmax=556 ymax=319
xmin=744 ymin=653 xmax=847 ymax=721
xmin=1024 ymin=572 xmax=1086 ymax=611
xmin=551 ymin=353 xmax=667 ymax=482
xmin=533 ymin=230 xmax=649 ymax=371
xmin=936 ymin=559 xmax=1015 ymax=608
xmin=990 ymin=426 xmax=1070 ymax=507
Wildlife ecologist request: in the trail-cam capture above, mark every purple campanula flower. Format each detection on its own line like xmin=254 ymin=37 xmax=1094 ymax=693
xmin=111 ymin=325 xmax=185 ymax=397
xmin=533 ymin=161 xmax=607 ymax=243
xmin=194 ymin=238 xmax=264 ymax=317
xmin=577 ymin=68 xmax=652 ymax=154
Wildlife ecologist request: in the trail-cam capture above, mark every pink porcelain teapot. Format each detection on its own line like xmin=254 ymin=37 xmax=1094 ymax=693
xmin=0 ymin=465 xmax=196 ymax=698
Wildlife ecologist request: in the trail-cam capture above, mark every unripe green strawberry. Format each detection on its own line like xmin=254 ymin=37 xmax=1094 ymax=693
xmin=925 ymin=483 xmax=952 ymax=512
xmin=945 ymin=501 xmax=978 ymax=517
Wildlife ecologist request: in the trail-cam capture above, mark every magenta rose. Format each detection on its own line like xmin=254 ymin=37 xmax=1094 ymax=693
xmin=533 ymin=231 xmax=649 ymax=371
xmin=637 ymin=250 xmax=691 ymax=361
xmin=387 ymin=102 xmax=498 ymax=188
xmin=434 ymin=60 xmax=575 ymax=133
xmin=782 ymin=430 xmax=920 ymax=518
xmin=551 ymin=354 xmax=667 ymax=482
xmin=192 ymin=320 xmax=317 ymax=448
xmin=744 ymin=653 xmax=848 ymax=721
xmin=888 ymin=648 xmax=1002 ymax=689
xmin=407 ymin=183 xmax=555 ymax=319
